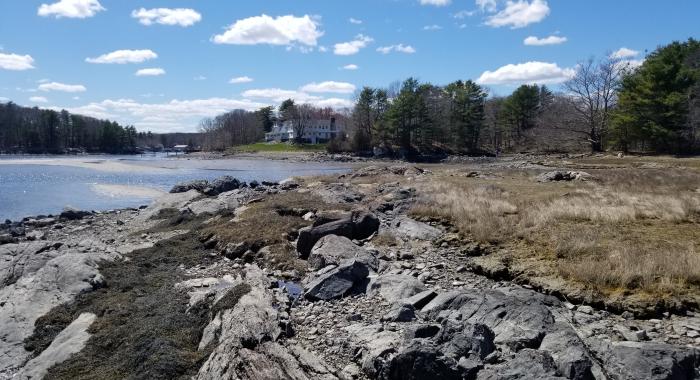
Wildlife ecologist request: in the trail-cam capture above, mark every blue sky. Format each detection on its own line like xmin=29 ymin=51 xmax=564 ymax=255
xmin=1 ymin=0 xmax=698 ymax=132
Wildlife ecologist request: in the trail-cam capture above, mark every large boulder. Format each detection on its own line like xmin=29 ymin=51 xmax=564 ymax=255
xmin=392 ymin=217 xmax=441 ymax=240
xmin=477 ymin=349 xmax=565 ymax=380
xmin=367 ymin=274 xmax=428 ymax=304
xmin=297 ymin=211 xmax=380 ymax=257
xmin=540 ymin=326 xmax=594 ymax=380
xmin=304 ymin=259 xmax=370 ymax=301
xmin=308 ymin=235 xmax=379 ymax=271
xmin=170 ymin=179 xmax=210 ymax=194
xmin=377 ymin=339 xmax=463 ymax=380
xmin=59 ymin=207 xmax=92 ymax=220
xmin=592 ymin=341 xmax=699 ymax=380
xmin=421 ymin=289 xmax=555 ymax=350
xmin=204 ymin=176 xmax=242 ymax=196
xmin=536 ymin=171 xmax=592 ymax=183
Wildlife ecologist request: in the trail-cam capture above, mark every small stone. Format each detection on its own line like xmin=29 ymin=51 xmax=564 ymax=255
xmin=577 ymin=305 xmax=594 ymax=315
xmin=621 ymin=311 xmax=634 ymax=320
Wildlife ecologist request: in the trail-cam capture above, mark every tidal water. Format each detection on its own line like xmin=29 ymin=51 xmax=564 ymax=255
xmin=0 ymin=155 xmax=349 ymax=221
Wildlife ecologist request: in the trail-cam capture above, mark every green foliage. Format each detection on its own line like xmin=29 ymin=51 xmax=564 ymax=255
xmin=445 ymin=80 xmax=487 ymax=151
xmin=612 ymin=38 xmax=700 ymax=153
xmin=256 ymin=106 xmax=275 ymax=133
xmin=500 ymin=84 xmax=549 ymax=135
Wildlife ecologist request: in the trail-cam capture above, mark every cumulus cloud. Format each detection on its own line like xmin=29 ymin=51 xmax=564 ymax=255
xmin=194 ymin=75 xmax=207 ymax=81
xmin=334 ymin=34 xmax=374 ymax=56
xmin=524 ymin=35 xmax=567 ymax=46
xmin=420 ymin=0 xmax=451 ymax=6
xmin=476 ymin=61 xmax=574 ymax=85
xmin=611 ymin=47 xmax=639 ymax=59
xmin=242 ymin=88 xmax=353 ymax=108
xmin=300 ymin=81 xmax=356 ymax=94
xmin=131 ymin=8 xmax=201 ymax=27
xmin=86 ymin=49 xmax=157 ymax=64
xmin=342 ymin=64 xmax=359 ymax=70
xmin=38 ymin=0 xmax=105 ymax=18
xmin=29 ymin=96 xmax=49 ymax=103
xmin=423 ymin=25 xmax=443 ymax=31
xmin=212 ymin=14 xmax=323 ymax=47
xmin=38 ymin=82 xmax=86 ymax=92
xmin=485 ymin=0 xmax=550 ymax=29
xmin=229 ymin=76 xmax=254 ymax=84
xmin=349 ymin=18 xmax=363 ymax=24
xmin=135 ymin=68 xmax=166 ymax=76
xmin=377 ymin=44 xmax=416 ymax=54
xmin=0 ymin=53 xmax=35 ymax=71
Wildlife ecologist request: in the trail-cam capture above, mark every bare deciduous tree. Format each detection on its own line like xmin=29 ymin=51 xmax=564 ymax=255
xmin=563 ymin=56 xmax=625 ymax=151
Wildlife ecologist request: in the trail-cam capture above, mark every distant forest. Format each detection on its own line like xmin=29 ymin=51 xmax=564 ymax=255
xmin=200 ymin=38 xmax=700 ymax=156
xmin=0 ymin=102 xmax=202 ymax=154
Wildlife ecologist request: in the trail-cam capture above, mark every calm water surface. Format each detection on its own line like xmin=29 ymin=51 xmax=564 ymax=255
xmin=0 ymin=155 xmax=349 ymax=221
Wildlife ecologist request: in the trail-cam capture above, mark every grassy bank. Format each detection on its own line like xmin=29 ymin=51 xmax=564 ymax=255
xmin=409 ymin=162 xmax=700 ymax=314
xmin=227 ymin=142 xmax=327 ymax=153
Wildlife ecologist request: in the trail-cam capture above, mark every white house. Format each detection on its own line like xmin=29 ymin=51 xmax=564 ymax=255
xmin=265 ymin=117 xmax=346 ymax=144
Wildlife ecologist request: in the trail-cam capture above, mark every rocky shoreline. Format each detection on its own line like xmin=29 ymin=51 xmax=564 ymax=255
xmin=1 ymin=167 xmax=699 ymax=379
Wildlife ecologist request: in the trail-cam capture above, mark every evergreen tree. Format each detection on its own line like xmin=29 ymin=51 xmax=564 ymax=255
xmin=612 ymin=38 xmax=700 ymax=152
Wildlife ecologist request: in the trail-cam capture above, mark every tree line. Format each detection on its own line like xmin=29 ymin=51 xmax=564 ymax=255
xmin=0 ymin=103 xmax=138 ymax=154
xmin=348 ymin=38 xmax=699 ymax=156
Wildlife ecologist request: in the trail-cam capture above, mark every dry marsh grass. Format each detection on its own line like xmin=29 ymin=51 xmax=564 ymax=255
xmin=411 ymin=164 xmax=700 ymax=303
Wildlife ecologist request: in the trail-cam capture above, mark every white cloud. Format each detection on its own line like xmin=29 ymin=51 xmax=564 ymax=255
xmin=611 ymin=47 xmax=639 ymax=59
xmin=313 ymin=98 xmax=354 ymax=109
xmin=524 ymin=35 xmax=567 ymax=46
xmin=476 ymin=0 xmax=498 ymax=12
xmin=242 ymin=88 xmax=352 ymax=109
xmin=476 ymin=61 xmax=574 ymax=85
xmin=86 ymin=49 xmax=157 ymax=64
xmin=423 ymin=25 xmax=443 ymax=31
xmin=242 ymin=88 xmax=313 ymax=102
xmin=131 ymin=8 xmax=201 ymax=27
xmin=342 ymin=64 xmax=359 ymax=70
xmin=349 ymin=18 xmax=363 ymax=24
xmin=334 ymin=34 xmax=374 ymax=56
xmin=0 ymin=97 xmax=10 ymax=103
xmin=135 ymin=68 xmax=166 ymax=76
xmin=194 ymin=75 xmax=207 ymax=81
xmin=229 ymin=76 xmax=254 ymax=84
xmin=38 ymin=0 xmax=104 ymax=18
xmin=57 ymin=97 xmax=269 ymax=132
xmin=485 ymin=0 xmax=550 ymax=29
xmin=38 ymin=82 xmax=87 ymax=92
xmin=377 ymin=44 xmax=416 ymax=54
xmin=301 ymin=81 xmax=356 ymax=94
xmin=0 ymin=53 xmax=35 ymax=71
xmin=30 ymin=96 xmax=49 ymax=103
xmin=420 ymin=0 xmax=451 ymax=6
xmin=212 ymin=14 xmax=323 ymax=47
xmin=454 ymin=10 xmax=476 ymax=19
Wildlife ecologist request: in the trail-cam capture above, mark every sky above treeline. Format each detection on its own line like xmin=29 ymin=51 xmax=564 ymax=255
xmin=1 ymin=0 xmax=698 ymax=133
